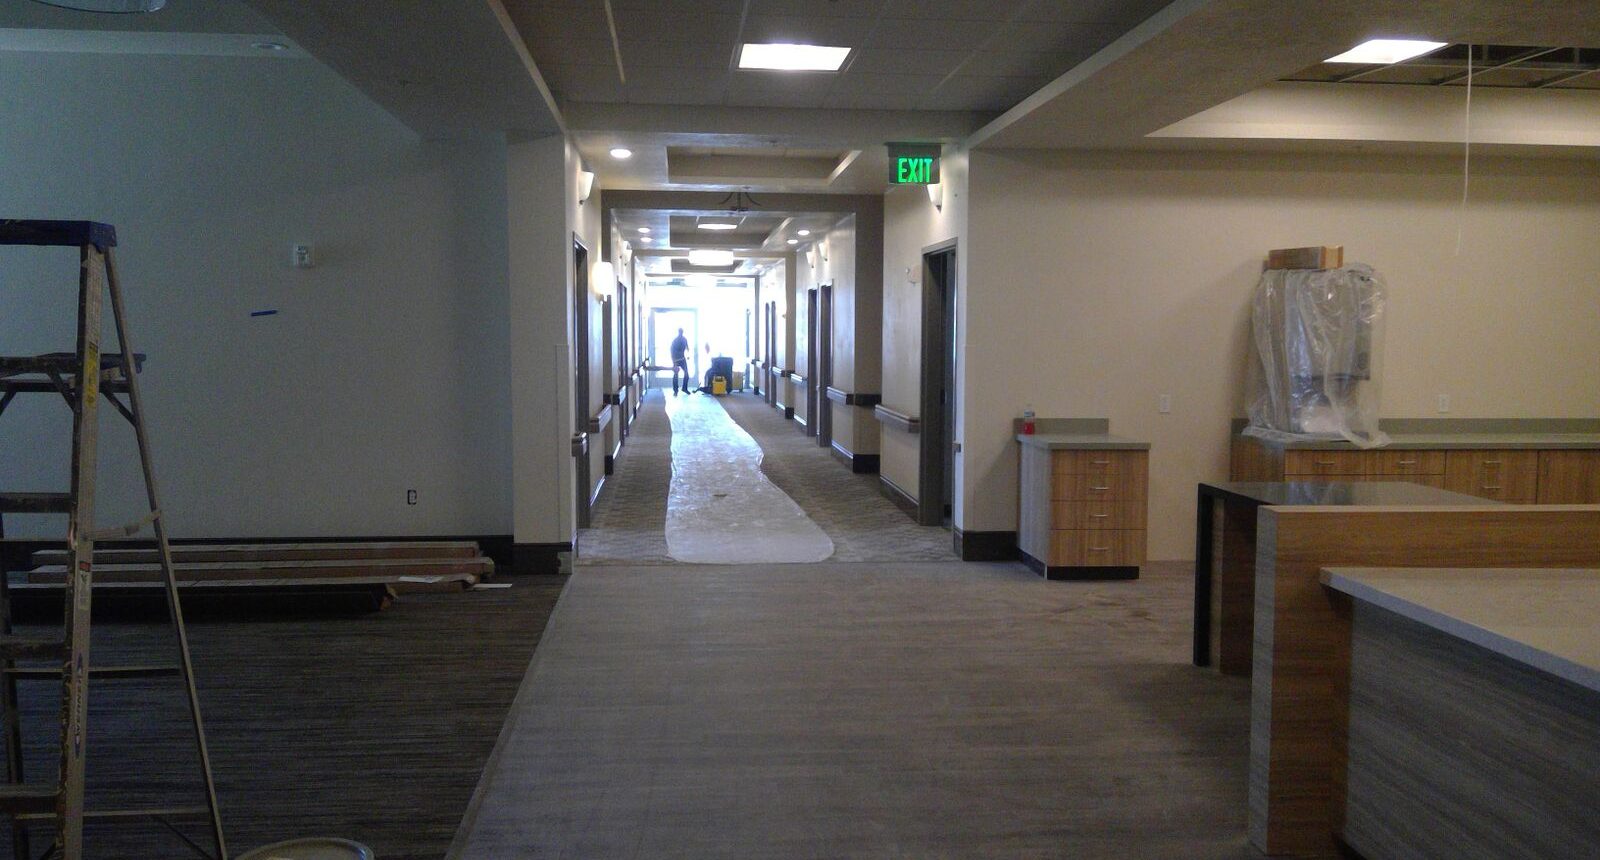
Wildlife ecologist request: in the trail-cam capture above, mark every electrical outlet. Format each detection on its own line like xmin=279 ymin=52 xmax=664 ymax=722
xmin=1436 ymin=394 xmax=1451 ymax=414
xmin=406 ymin=489 xmax=418 ymax=506
xmin=1158 ymin=394 xmax=1172 ymax=414
xmin=291 ymin=243 xmax=314 ymax=268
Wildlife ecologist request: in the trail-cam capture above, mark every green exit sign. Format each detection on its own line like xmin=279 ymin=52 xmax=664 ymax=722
xmin=887 ymin=143 xmax=941 ymax=185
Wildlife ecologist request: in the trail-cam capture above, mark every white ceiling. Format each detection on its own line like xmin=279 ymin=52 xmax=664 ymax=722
xmin=503 ymin=0 xmax=1172 ymax=113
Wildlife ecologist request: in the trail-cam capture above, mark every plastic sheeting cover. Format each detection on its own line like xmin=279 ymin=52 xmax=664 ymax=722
xmin=663 ymin=394 xmax=834 ymax=564
xmin=1245 ymin=264 xmax=1390 ymax=449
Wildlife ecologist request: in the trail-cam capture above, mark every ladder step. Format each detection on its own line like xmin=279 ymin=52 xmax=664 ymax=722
xmin=0 ymin=783 xmax=57 ymax=815
xmin=0 ymin=635 xmax=66 ymax=661
xmin=4 ymin=664 xmax=180 ymax=681
xmin=0 ymin=492 xmax=73 ymax=513
xmin=0 ymin=352 xmax=144 ymax=382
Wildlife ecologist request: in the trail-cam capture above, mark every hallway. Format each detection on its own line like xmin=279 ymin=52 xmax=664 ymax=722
xmin=579 ymin=390 xmax=953 ymax=566
xmin=458 ymin=391 xmax=1257 ymax=858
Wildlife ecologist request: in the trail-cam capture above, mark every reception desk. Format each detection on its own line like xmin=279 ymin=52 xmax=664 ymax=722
xmin=1322 ymin=567 xmax=1600 ymax=860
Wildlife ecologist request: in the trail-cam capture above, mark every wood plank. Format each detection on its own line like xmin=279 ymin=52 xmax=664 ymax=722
xmin=1285 ymin=450 xmax=1374 ymax=477
xmin=1230 ymin=436 xmax=1285 ymax=482
xmin=28 ymin=540 xmax=487 ymax=567
xmin=1248 ymin=505 xmax=1600 ymax=856
xmin=1049 ymin=500 xmax=1147 ymax=531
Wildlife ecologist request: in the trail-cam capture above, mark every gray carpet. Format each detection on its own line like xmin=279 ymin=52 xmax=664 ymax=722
xmin=453 ymin=561 xmax=1259 ymax=859
xmin=579 ymin=390 xmax=675 ymax=565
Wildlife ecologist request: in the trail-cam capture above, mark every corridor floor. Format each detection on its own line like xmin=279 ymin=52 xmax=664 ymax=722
xmin=458 ymin=390 xmax=1260 ymax=858
xmin=579 ymin=390 xmax=953 ymax=565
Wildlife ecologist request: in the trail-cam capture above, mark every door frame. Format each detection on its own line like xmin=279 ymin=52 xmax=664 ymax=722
xmin=572 ymin=237 xmax=592 ymax=529
xmin=805 ymin=287 xmax=818 ymax=436
xmin=918 ymin=241 xmax=958 ymax=528
xmin=815 ymin=282 xmax=834 ymax=448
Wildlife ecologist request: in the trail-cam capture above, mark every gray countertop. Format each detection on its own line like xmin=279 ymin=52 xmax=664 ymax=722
xmin=1016 ymin=433 xmax=1150 ymax=451
xmin=1206 ymin=481 xmax=1492 ymax=507
xmin=1321 ymin=567 xmax=1600 ymax=694
xmin=1247 ymin=432 xmax=1600 ymax=451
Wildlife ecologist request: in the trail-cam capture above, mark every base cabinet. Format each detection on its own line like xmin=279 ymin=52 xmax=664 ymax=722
xmin=1020 ymin=445 xmax=1148 ymax=580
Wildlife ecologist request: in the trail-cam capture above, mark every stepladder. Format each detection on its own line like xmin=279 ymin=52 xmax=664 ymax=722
xmin=0 ymin=220 xmax=226 ymax=859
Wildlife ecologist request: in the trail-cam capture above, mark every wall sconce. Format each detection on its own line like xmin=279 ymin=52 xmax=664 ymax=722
xmin=592 ymin=260 xmax=615 ymax=300
xmin=577 ymin=170 xmax=596 ymax=204
xmin=927 ymin=182 xmax=943 ymax=211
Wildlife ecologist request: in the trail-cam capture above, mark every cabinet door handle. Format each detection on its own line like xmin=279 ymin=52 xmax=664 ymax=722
xmin=1089 ymin=546 xmax=1111 ymax=553
xmin=1091 ymin=459 xmax=1111 ymax=465
xmin=1483 ymin=459 xmax=1502 ymax=465
xmin=1089 ymin=513 xmax=1109 ymax=519
xmin=1315 ymin=459 xmax=1338 ymax=465
xmin=1090 ymin=485 xmax=1110 ymax=491
xmin=1482 ymin=484 xmax=1502 ymax=490
xmin=1397 ymin=459 xmax=1417 ymax=466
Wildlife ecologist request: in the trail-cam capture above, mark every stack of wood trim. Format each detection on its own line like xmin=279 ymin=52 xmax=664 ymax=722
xmin=18 ymin=541 xmax=495 ymax=598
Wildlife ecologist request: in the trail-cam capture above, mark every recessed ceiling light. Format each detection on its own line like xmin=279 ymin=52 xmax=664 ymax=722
xmin=698 ymin=222 xmax=738 ymax=231
xmin=797 ymin=229 xmax=811 ymax=236
xmin=609 ymin=147 xmax=633 ymax=159
xmin=640 ymin=237 xmax=652 ymax=243
xmin=1325 ymin=39 xmax=1447 ymax=65
xmin=739 ymin=43 xmax=851 ymax=72
xmin=637 ymin=227 xmax=650 ymax=234
xmin=787 ymin=239 xmax=799 ymax=245
xmin=688 ymin=249 xmax=735 ymax=267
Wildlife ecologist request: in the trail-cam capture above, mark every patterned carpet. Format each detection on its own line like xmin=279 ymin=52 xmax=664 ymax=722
xmin=578 ymin=390 xmax=954 ymax=566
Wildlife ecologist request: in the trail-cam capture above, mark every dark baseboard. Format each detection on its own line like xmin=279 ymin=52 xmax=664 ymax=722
xmin=954 ymin=529 xmax=1019 ymax=562
xmin=878 ymin=475 xmax=917 ymax=517
xmin=783 ymin=406 xmax=794 ymax=420
xmin=829 ymin=441 xmax=881 ymax=474
xmin=1 ymin=533 xmax=518 ymax=574
xmin=1020 ymin=551 xmax=1138 ymax=581
xmin=513 ymin=541 xmax=572 ymax=575
xmin=604 ymin=454 xmax=615 ymax=475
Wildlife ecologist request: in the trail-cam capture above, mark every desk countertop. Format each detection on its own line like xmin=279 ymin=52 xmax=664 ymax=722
xmin=1203 ymin=481 xmax=1492 ymax=507
xmin=1321 ymin=566 xmax=1600 ymax=694
xmin=1016 ymin=433 xmax=1149 ymax=451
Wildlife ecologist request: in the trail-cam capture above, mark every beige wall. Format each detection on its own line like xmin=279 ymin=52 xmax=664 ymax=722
xmin=881 ymin=148 xmax=969 ymax=501
xmin=961 ymin=148 xmax=1600 ymax=559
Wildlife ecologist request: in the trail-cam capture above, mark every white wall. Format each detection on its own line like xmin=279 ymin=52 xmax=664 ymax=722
xmin=0 ymin=50 xmax=511 ymax=539
xmin=880 ymin=148 xmax=968 ymax=500
xmin=960 ymin=148 xmax=1600 ymax=559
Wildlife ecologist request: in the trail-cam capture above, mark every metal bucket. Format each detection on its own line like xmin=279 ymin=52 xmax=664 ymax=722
xmin=236 ymin=837 xmax=375 ymax=860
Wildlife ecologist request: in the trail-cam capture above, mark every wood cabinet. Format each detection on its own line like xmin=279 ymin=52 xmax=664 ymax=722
xmin=1234 ymin=436 xmax=1600 ymax=504
xmin=1019 ymin=445 xmax=1147 ymax=580
xmin=1443 ymin=451 xmax=1539 ymax=504
xmin=1536 ymin=451 xmax=1600 ymax=503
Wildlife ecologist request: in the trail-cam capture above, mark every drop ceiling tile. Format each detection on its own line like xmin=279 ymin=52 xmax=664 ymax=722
xmin=624 ymin=74 xmax=732 ymax=104
xmin=928 ymin=74 xmax=1045 ymax=110
xmin=747 ymin=0 xmax=887 ymax=18
xmin=555 ymin=65 xmax=628 ymax=102
xmin=834 ymin=72 xmax=948 ymax=95
xmin=848 ymin=47 xmax=970 ymax=76
xmin=610 ymin=0 xmax=745 ymax=12
xmin=865 ymin=17 xmax=1003 ymax=49
xmin=957 ymin=50 xmax=1088 ymax=78
xmin=528 ymin=37 xmax=618 ymax=67
xmin=612 ymin=10 xmax=742 ymax=44
xmin=880 ymin=0 xmax=1028 ymax=20
xmin=1011 ymin=0 xmax=1171 ymax=24
xmin=505 ymin=3 xmax=614 ymax=42
xmin=724 ymin=73 xmax=838 ymax=108
xmin=621 ymin=40 xmax=738 ymax=70
xmin=821 ymin=90 xmax=928 ymax=110
xmin=740 ymin=15 xmax=871 ymax=46
xmin=988 ymin=20 xmax=1125 ymax=54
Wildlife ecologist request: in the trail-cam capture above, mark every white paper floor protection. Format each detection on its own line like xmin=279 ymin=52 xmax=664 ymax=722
xmin=663 ymin=393 xmax=834 ymax=564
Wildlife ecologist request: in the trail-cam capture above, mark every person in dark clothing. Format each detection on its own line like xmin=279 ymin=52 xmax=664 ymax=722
xmin=670 ymin=328 xmax=690 ymax=394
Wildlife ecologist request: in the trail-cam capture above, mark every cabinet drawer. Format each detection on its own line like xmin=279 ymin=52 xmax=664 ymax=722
xmin=1285 ymin=450 xmax=1374 ymax=477
xmin=1051 ymin=500 xmax=1147 ymax=531
xmin=1049 ymin=530 xmax=1146 ymax=567
xmin=1052 ymin=470 xmax=1147 ymax=501
xmin=1375 ymin=450 xmax=1446 ymax=476
xmin=1443 ymin=451 xmax=1539 ymax=503
xmin=1537 ymin=450 xmax=1600 ymax=503
xmin=1051 ymin=450 xmax=1146 ymax=476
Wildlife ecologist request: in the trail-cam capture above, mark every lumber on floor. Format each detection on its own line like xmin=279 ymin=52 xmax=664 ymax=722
xmin=26 ymin=540 xmax=487 ymax=567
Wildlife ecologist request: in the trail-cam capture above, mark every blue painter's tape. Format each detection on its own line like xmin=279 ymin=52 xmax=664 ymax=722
xmin=250 ymin=309 xmax=278 ymax=317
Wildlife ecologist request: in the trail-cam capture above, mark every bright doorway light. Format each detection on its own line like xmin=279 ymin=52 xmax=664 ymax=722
xmin=609 ymin=147 xmax=633 ymax=159
xmin=1325 ymin=39 xmax=1447 ymax=64
xmin=739 ymin=43 xmax=851 ymax=71
xmin=688 ymin=249 xmax=735 ymax=267
xmin=637 ymin=227 xmax=651 ymax=234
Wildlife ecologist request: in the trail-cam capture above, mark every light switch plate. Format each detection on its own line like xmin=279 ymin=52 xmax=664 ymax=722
xmin=1158 ymin=394 xmax=1172 ymax=414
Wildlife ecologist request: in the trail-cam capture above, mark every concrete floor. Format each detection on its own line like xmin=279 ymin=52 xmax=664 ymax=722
xmin=455 ymin=392 xmax=1261 ymax=858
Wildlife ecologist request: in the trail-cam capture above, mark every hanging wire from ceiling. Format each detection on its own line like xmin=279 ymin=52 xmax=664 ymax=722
xmin=1455 ymin=43 xmax=1475 ymax=256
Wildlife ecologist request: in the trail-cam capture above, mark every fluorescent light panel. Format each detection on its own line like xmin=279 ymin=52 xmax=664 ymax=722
xmin=688 ymin=250 xmax=735 ymax=267
xmin=739 ymin=43 xmax=851 ymax=71
xmin=697 ymin=222 xmax=738 ymax=231
xmin=1325 ymin=39 xmax=1447 ymax=64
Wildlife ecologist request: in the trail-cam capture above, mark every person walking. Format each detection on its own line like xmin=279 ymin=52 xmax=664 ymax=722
xmin=670 ymin=327 xmax=690 ymax=395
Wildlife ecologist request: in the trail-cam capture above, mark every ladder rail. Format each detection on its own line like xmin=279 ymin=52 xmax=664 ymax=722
xmin=103 ymin=248 xmax=229 ymax=860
